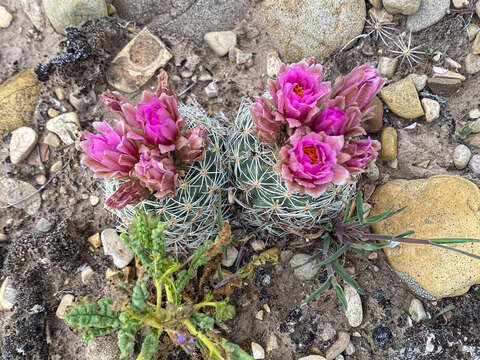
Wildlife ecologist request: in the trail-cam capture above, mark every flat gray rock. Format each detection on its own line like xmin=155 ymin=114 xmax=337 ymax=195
xmin=112 ymin=0 xmax=250 ymax=43
xmin=406 ymin=0 xmax=450 ymax=33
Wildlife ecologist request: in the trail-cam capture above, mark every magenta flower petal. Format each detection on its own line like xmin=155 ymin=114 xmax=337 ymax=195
xmin=76 ymin=121 xmax=138 ymax=179
xmin=311 ymin=107 xmax=348 ymax=136
xmin=268 ymin=60 xmax=331 ymax=129
xmin=105 ymin=181 xmax=150 ymax=210
xmin=342 ymin=137 xmax=380 ymax=175
xmin=251 ymin=97 xmax=283 ymax=144
xmin=275 ymin=129 xmax=349 ymax=198
xmin=327 ymin=64 xmax=386 ymax=137
xmin=132 ymin=146 xmax=178 ymax=199
xmin=176 ymin=125 xmax=210 ymax=165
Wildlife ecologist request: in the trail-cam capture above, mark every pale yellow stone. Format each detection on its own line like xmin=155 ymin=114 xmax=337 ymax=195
xmin=370 ymin=175 xmax=480 ymax=299
xmin=380 ymin=76 xmax=424 ymax=119
xmin=0 ymin=69 xmax=42 ymax=136
xmin=88 ymin=233 xmax=101 ymax=248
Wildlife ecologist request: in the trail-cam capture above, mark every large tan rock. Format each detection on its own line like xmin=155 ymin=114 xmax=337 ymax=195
xmin=380 ymin=76 xmax=424 ymax=119
xmin=106 ymin=27 xmax=172 ymax=93
xmin=264 ymin=0 xmax=365 ymax=62
xmin=370 ymin=175 xmax=480 ymax=299
xmin=0 ymin=69 xmax=42 ymax=136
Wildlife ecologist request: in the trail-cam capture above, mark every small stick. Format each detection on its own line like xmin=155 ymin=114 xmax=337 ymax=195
xmin=0 ymin=161 xmax=69 ymax=209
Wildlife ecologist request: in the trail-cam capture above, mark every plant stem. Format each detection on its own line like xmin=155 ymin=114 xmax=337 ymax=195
xmin=155 ymin=279 xmax=163 ymax=315
xmin=184 ymin=319 xmax=224 ymax=360
xmin=193 ymin=301 xmax=218 ymax=311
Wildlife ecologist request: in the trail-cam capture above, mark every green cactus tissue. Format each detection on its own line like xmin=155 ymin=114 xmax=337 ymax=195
xmin=228 ymin=60 xmax=386 ymax=235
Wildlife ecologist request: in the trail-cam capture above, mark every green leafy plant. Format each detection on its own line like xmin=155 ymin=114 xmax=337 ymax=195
xmin=297 ymin=193 xmax=480 ymax=308
xmin=65 ymin=211 xmax=253 ymax=360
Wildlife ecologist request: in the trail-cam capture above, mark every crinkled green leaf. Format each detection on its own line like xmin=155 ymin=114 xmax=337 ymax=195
xmin=65 ymin=298 xmax=120 ymax=334
xmin=190 ymin=312 xmax=215 ymax=330
xmin=141 ymin=328 xmax=159 ymax=360
xmin=215 ymin=298 xmax=236 ymax=322
xmin=118 ymin=321 xmax=141 ymax=359
xmin=332 ymin=260 xmax=363 ymax=295
xmin=175 ymin=240 xmax=212 ymax=298
xmin=333 ymin=283 xmax=348 ymax=310
xmin=222 ymin=341 xmax=254 ymax=360
xmin=131 ymin=279 xmax=150 ymax=313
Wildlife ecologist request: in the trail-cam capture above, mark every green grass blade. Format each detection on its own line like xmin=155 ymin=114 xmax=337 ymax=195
xmin=428 ymin=238 xmax=480 ymax=244
xmin=332 ymin=260 xmax=364 ymax=295
xmin=322 ymin=233 xmax=331 ymax=255
xmin=430 ymin=242 xmax=480 ymax=260
xmin=301 ymin=277 xmax=332 ymax=306
xmin=357 ymin=206 xmax=407 ymax=227
xmin=315 ymin=244 xmax=349 ymax=268
xmin=395 ymin=230 xmax=415 ymax=238
xmin=333 ymin=283 xmax=348 ymax=310
xmin=362 ymin=242 xmax=390 ymax=251
xmin=356 ymin=192 xmax=364 ymax=224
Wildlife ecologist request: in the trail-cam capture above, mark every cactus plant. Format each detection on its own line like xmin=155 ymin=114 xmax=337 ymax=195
xmin=105 ymin=103 xmax=230 ymax=252
xmin=229 ymin=100 xmax=356 ymax=236
xmin=228 ymin=60 xmax=385 ymax=236
xmin=76 ymin=70 xmax=231 ymax=252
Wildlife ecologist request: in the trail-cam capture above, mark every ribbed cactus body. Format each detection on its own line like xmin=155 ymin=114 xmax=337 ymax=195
xmin=228 ymin=101 xmax=356 ymax=236
xmin=105 ymin=103 xmax=230 ymax=251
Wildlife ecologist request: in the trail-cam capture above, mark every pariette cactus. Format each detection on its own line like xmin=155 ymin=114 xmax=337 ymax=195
xmin=228 ymin=60 xmax=385 ymax=235
xmin=79 ymin=71 xmax=230 ymax=251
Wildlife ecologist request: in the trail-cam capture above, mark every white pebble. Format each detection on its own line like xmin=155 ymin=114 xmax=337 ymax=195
xmin=81 ymin=266 xmax=95 ymax=283
xmin=204 ymin=31 xmax=237 ymax=57
xmin=469 ymin=108 xmax=480 ymax=120
xmin=205 ymin=82 xmax=218 ymax=98
xmin=221 ymin=245 xmax=238 ymax=267
xmin=0 ymin=6 xmax=13 ymax=28
xmin=56 ymin=294 xmax=74 ymax=319
xmin=469 ymin=155 xmax=480 ymax=175
xmin=409 ymin=298 xmax=427 ymax=322
xmin=265 ymin=334 xmax=279 ymax=353
xmin=251 ymin=342 xmax=265 ymax=359
xmin=345 ymin=341 xmax=356 ymax=355
xmin=9 ymin=127 xmax=38 ymax=164
xmin=421 ymin=98 xmax=440 ymax=123
xmin=453 ymin=145 xmax=472 ymax=170
xmin=344 ymin=284 xmax=363 ymax=327
xmin=410 ymin=74 xmax=428 ymax=91
xmin=101 ymin=228 xmax=135 ymax=269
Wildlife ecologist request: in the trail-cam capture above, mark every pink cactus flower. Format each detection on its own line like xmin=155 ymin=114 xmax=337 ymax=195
xmin=276 ymin=129 xmax=350 ymax=198
xmin=330 ymin=64 xmax=386 ymax=111
xmin=76 ymin=121 xmax=138 ymax=179
xmin=176 ymin=125 xmax=210 ymax=165
xmin=268 ymin=60 xmax=330 ymax=128
xmin=310 ymin=107 xmax=348 ymax=136
xmin=251 ymin=97 xmax=283 ymax=144
xmin=105 ymin=181 xmax=150 ymax=210
xmin=326 ymin=64 xmax=386 ymax=138
xmin=342 ymin=137 xmax=381 ymax=175
xmin=124 ymin=91 xmax=185 ymax=153
xmin=100 ymin=89 xmax=184 ymax=154
xmin=133 ymin=146 xmax=178 ymax=199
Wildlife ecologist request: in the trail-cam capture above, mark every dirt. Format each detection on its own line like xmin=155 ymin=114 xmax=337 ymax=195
xmin=1 ymin=0 xmax=480 ymax=359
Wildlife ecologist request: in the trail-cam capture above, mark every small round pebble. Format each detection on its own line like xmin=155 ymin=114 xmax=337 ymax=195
xmin=469 ymin=108 xmax=480 ymax=119
xmin=89 ymin=195 xmax=100 ymax=206
xmin=290 ymin=253 xmax=320 ymax=280
xmin=409 ymin=298 xmax=427 ymax=322
xmin=469 ymin=155 xmax=480 ymax=175
xmin=251 ymin=342 xmax=265 ymax=359
xmin=36 ymin=218 xmax=52 ymax=233
xmin=453 ymin=145 xmax=472 ymax=170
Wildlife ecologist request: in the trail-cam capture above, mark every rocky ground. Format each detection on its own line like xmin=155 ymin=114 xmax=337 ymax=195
xmin=1 ymin=0 xmax=480 ymax=359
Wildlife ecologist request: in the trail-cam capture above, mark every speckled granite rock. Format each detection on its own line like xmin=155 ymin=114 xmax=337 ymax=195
xmin=112 ymin=0 xmax=250 ymax=43
xmin=264 ymin=0 xmax=365 ymax=62
xmin=42 ymin=0 xmax=107 ymax=35
xmin=406 ymin=0 xmax=450 ymax=33
xmin=380 ymin=76 xmax=424 ymax=119
xmin=370 ymin=175 xmax=480 ymax=299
